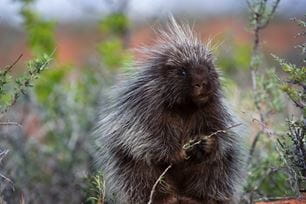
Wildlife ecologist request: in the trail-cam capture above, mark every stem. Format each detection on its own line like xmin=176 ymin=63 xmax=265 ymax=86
xmin=148 ymin=164 xmax=172 ymax=204
xmin=0 ymin=122 xmax=22 ymax=127
xmin=248 ymin=131 xmax=262 ymax=164
xmin=3 ymin=54 xmax=23 ymax=74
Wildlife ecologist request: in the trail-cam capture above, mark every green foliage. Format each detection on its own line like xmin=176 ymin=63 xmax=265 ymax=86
xmin=293 ymin=17 xmax=306 ymax=60
xmin=273 ymin=16 xmax=306 ymax=191
xmin=21 ymin=8 xmax=56 ymax=56
xmin=273 ymin=54 xmax=305 ymax=113
xmin=278 ymin=119 xmax=306 ymax=175
xmin=241 ymin=1 xmax=300 ymax=202
xmin=99 ymin=13 xmax=129 ymax=36
xmin=97 ymin=38 xmax=132 ymax=69
xmin=17 ymin=0 xmax=35 ymax=3
xmin=247 ymin=0 xmax=280 ymax=31
xmin=245 ymin=149 xmax=296 ymax=198
xmin=34 ymin=66 xmax=69 ymax=111
xmin=273 ymin=55 xmax=306 ymax=82
xmin=0 ymin=33 xmax=51 ymax=203
xmin=0 ymin=54 xmax=51 ymax=112
xmin=1 ymin=0 xmax=107 ymax=202
xmin=85 ymin=172 xmax=105 ymax=204
xmin=0 ymin=0 xmax=131 ymax=202
xmin=255 ymin=69 xmax=284 ymax=112
xmin=2 ymin=0 xmax=303 ymax=202
xmin=98 ymin=13 xmax=132 ymax=70
xmin=217 ymin=40 xmax=252 ymax=73
xmin=0 ymin=72 xmax=13 ymax=108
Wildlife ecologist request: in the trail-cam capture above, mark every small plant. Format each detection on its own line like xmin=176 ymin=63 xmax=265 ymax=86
xmin=0 ymin=53 xmax=51 ymax=203
xmin=0 ymin=54 xmax=51 ymax=113
xmin=1 ymin=0 xmax=130 ymax=202
xmin=85 ymin=172 xmax=105 ymax=204
xmin=243 ymin=0 xmax=292 ymax=202
xmin=274 ymin=16 xmax=306 ymax=193
xmin=0 ymin=54 xmax=50 ymax=111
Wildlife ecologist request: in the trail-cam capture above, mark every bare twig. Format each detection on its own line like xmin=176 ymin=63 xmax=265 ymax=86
xmin=183 ymin=123 xmax=242 ymax=150
xmin=249 ymin=131 xmax=262 ymax=161
xmin=3 ymin=54 xmax=23 ymax=74
xmin=148 ymin=164 xmax=172 ymax=204
xmin=0 ymin=122 xmax=22 ymax=127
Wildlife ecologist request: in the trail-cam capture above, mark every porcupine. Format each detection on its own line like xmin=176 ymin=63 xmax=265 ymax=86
xmin=95 ymin=18 xmax=245 ymax=204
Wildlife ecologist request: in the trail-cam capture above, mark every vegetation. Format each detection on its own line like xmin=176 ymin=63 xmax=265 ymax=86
xmin=274 ymin=17 xmax=306 ymax=192
xmin=0 ymin=0 xmax=305 ymax=203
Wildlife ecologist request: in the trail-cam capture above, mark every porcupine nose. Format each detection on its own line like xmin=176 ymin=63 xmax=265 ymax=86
xmin=192 ymin=74 xmax=208 ymax=96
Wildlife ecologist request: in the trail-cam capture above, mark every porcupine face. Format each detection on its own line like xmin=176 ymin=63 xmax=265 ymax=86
xmin=157 ymin=45 xmax=220 ymax=107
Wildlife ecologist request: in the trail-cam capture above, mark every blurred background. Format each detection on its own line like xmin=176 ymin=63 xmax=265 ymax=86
xmin=0 ymin=0 xmax=305 ymax=203
xmin=1 ymin=0 xmax=305 ymax=67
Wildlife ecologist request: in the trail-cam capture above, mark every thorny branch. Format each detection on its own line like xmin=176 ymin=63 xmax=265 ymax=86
xmin=147 ymin=123 xmax=242 ymax=204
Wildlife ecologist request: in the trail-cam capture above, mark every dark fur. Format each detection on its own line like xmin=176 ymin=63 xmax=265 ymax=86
xmin=95 ymin=18 xmax=245 ymax=204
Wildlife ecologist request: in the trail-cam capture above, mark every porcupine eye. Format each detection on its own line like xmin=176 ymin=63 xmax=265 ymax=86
xmin=178 ymin=68 xmax=187 ymax=77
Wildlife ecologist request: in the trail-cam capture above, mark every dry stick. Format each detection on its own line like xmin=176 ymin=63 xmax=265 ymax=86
xmin=183 ymin=123 xmax=242 ymax=150
xmin=0 ymin=122 xmax=22 ymax=127
xmin=147 ymin=123 xmax=242 ymax=204
xmin=3 ymin=54 xmax=23 ymax=74
xmin=148 ymin=164 xmax=172 ymax=204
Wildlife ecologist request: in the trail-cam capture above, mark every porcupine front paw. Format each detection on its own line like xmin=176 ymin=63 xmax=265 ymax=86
xmin=185 ymin=136 xmax=216 ymax=163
